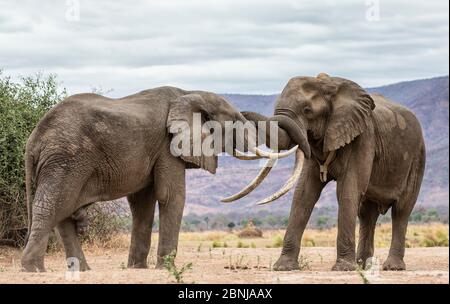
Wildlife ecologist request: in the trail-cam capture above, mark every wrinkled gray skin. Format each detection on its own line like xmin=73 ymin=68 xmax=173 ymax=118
xmin=244 ymin=74 xmax=426 ymax=271
xmin=22 ymin=86 xmax=252 ymax=272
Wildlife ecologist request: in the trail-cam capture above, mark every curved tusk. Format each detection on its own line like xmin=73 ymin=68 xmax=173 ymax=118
xmin=233 ymin=149 xmax=262 ymax=161
xmin=257 ymin=149 xmax=305 ymax=205
xmin=253 ymin=145 xmax=298 ymax=159
xmin=221 ymin=158 xmax=277 ymax=202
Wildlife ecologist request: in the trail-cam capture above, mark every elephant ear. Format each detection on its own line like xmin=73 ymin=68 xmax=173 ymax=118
xmin=167 ymin=94 xmax=218 ymax=174
xmin=322 ymin=78 xmax=375 ymax=152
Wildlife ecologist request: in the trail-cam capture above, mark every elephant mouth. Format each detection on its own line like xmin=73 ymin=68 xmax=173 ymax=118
xmin=221 ymin=110 xmax=310 ymax=205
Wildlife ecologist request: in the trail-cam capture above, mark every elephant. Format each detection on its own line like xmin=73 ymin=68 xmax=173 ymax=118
xmin=21 ymin=86 xmax=264 ymax=272
xmin=224 ymin=73 xmax=426 ymax=271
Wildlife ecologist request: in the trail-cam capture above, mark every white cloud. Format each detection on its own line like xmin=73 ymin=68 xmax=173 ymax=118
xmin=0 ymin=0 xmax=448 ymax=95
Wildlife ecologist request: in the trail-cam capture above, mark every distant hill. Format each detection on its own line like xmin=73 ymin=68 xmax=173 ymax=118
xmin=184 ymin=76 xmax=449 ymax=215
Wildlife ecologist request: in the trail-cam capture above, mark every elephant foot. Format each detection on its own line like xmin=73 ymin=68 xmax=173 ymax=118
xmin=332 ymin=258 xmax=356 ymax=271
xmin=382 ymin=256 xmax=406 ymax=271
xmin=21 ymin=258 xmax=46 ymax=273
xmin=273 ymin=255 xmax=300 ymax=271
xmin=127 ymin=260 xmax=148 ymax=269
xmin=356 ymin=255 xmax=373 ymax=269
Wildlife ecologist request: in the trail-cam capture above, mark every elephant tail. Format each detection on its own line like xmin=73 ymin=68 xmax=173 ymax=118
xmin=24 ymin=148 xmax=35 ymax=247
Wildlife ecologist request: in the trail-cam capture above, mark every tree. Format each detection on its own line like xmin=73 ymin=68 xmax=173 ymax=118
xmin=316 ymin=216 xmax=329 ymax=230
xmin=227 ymin=222 xmax=235 ymax=232
xmin=265 ymin=215 xmax=279 ymax=228
xmin=204 ymin=216 xmax=209 ymax=230
xmin=252 ymin=218 xmax=263 ymax=226
xmin=189 ymin=219 xmax=201 ymax=229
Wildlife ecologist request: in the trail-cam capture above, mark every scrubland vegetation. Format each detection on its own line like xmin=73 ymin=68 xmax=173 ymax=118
xmin=0 ymin=71 xmax=126 ymax=247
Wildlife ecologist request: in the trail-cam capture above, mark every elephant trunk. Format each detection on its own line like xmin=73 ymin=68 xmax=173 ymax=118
xmin=240 ymin=111 xmax=292 ymax=151
xmin=269 ymin=114 xmax=311 ymax=159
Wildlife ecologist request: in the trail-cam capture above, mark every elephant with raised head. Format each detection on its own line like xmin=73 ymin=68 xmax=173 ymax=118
xmin=21 ymin=86 xmax=264 ymax=272
xmin=224 ymin=73 xmax=426 ymax=271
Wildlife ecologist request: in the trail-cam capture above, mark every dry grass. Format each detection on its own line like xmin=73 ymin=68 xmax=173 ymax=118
xmin=175 ymin=223 xmax=449 ymax=250
xmin=21 ymin=223 xmax=448 ymax=255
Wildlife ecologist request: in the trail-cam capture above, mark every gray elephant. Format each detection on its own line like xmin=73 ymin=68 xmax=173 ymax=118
xmin=22 ymin=86 xmax=257 ymax=272
xmin=224 ymin=73 xmax=426 ymax=271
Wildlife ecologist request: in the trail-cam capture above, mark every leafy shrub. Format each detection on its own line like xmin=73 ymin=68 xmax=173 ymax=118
xmin=212 ymin=240 xmax=222 ymax=248
xmin=302 ymin=236 xmax=316 ymax=247
xmin=271 ymin=235 xmax=283 ymax=248
xmin=0 ymin=70 xmax=127 ymax=247
xmin=420 ymin=230 xmax=449 ymax=247
xmin=237 ymin=240 xmax=249 ymax=248
xmin=80 ymin=201 xmax=129 ymax=246
xmin=0 ymin=71 xmax=66 ymax=247
xmin=163 ymin=250 xmax=193 ymax=283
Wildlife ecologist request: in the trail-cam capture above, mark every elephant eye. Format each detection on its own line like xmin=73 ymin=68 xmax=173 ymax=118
xmin=202 ymin=111 xmax=212 ymax=121
xmin=303 ymin=106 xmax=313 ymax=115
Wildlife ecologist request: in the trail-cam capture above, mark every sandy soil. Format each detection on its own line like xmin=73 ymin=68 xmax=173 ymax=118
xmin=0 ymin=245 xmax=448 ymax=284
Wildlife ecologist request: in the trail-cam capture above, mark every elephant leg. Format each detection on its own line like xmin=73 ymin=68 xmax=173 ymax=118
xmin=383 ymin=159 xmax=423 ymax=271
xmin=127 ymin=186 xmax=157 ymax=268
xmin=156 ymin=198 xmax=185 ymax=268
xmin=22 ymin=173 xmax=84 ymax=272
xmin=356 ymin=200 xmax=379 ymax=268
xmin=153 ymin=153 xmax=186 ymax=269
xmin=333 ymin=147 xmax=373 ymax=271
xmin=57 ymin=218 xmax=90 ymax=271
xmin=21 ymin=220 xmax=51 ymax=272
xmin=273 ymin=160 xmax=324 ymax=271
xmin=383 ymin=194 xmax=417 ymax=270
xmin=333 ymin=186 xmax=361 ymax=271
xmin=21 ymin=184 xmax=57 ymax=272
xmin=383 ymin=202 xmax=414 ymax=271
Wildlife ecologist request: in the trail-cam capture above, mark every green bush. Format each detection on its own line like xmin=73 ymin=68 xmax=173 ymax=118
xmin=0 ymin=70 xmax=127 ymax=247
xmin=0 ymin=71 xmax=66 ymax=247
xmin=212 ymin=240 xmax=222 ymax=248
xmin=237 ymin=240 xmax=249 ymax=248
xmin=271 ymin=235 xmax=283 ymax=248
xmin=420 ymin=230 xmax=449 ymax=247
xmin=80 ymin=201 xmax=130 ymax=245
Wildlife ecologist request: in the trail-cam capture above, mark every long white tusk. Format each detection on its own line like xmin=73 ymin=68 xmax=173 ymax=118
xmin=253 ymin=145 xmax=298 ymax=159
xmin=257 ymin=149 xmax=305 ymax=205
xmin=221 ymin=158 xmax=277 ymax=202
xmin=233 ymin=149 xmax=262 ymax=160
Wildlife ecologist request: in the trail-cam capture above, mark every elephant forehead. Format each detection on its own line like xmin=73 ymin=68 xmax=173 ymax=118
xmin=281 ymin=77 xmax=319 ymax=98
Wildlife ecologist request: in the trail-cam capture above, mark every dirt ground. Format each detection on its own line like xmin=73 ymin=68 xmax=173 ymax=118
xmin=0 ymin=245 xmax=448 ymax=284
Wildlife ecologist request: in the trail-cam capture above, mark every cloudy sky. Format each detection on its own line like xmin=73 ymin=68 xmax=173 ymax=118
xmin=0 ymin=0 xmax=448 ymax=96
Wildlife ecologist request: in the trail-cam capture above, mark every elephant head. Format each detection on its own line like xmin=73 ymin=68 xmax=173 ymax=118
xmin=222 ymin=73 xmax=375 ymax=204
xmin=166 ymin=92 xmax=295 ymax=175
